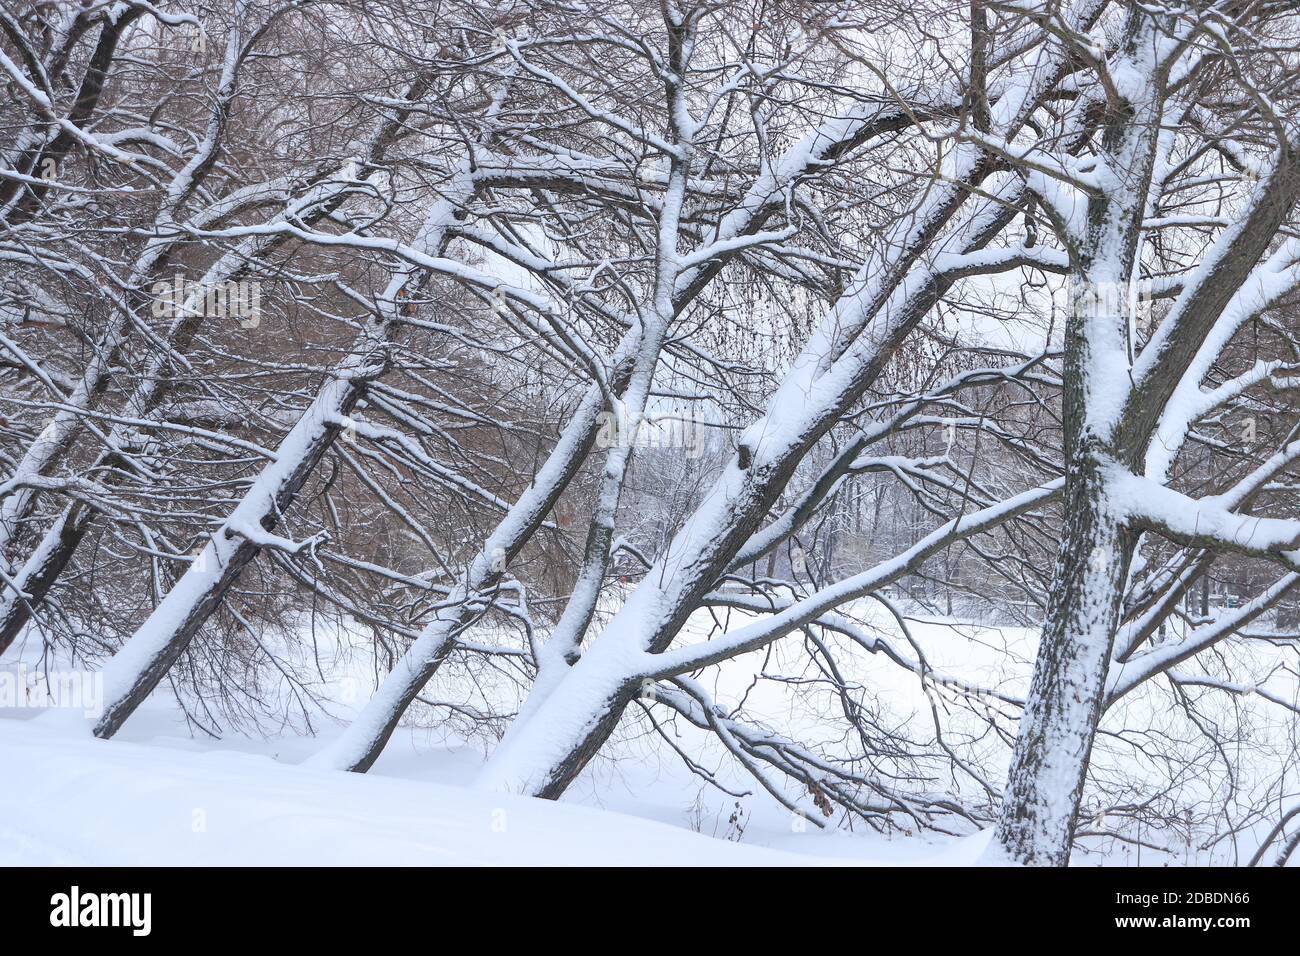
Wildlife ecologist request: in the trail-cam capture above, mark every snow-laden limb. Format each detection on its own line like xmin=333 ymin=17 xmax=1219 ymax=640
xmin=0 ymin=15 xmax=256 ymax=566
xmin=647 ymin=676 xmax=986 ymax=833
xmin=478 ymin=95 xmax=1082 ymax=799
xmin=644 ymin=480 xmax=1062 ymax=677
xmin=1104 ymin=571 xmax=1300 ymax=706
xmin=1111 ymin=433 xmax=1300 ymax=664
xmin=1248 ymin=802 xmax=1300 ymax=867
xmin=1111 ymin=467 xmax=1300 ymax=559
xmin=1144 ymin=239 xmax=1300 ymax=480
xmin=1123 ymin=132 xmax=1300 ymax=454
xmin=83 ymin=153 xmax=483 ymax=737
xmin=730 ymin=354 xmax=1059 ymax=570
xmin=695 ymin=589 xmax=1025 ymax=708
xmin=303 ymin=369 xmax=626 ymax=772
xmin=0 ymin=75 xmax=438 ymax=655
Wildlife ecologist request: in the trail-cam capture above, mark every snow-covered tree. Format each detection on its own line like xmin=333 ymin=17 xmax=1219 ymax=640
xmin=4 ymin=0 xmax=1300 ymax=866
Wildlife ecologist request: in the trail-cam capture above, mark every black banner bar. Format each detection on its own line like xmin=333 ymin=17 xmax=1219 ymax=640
xmin=0 ymin=865 xmax=1287 ymax=942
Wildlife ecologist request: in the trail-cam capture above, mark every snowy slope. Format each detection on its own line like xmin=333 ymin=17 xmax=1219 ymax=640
xmin=4 ymin=597 xmax=1276 ymax=866
xmin=0 ymin=719 xmax=872 ymax=866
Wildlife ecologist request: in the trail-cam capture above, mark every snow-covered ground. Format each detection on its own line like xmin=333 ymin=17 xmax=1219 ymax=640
xmin=0 ymin=700 xmax=992 ymax=866
xmin=1 ymin=598 xmax=1291 ymax=865
xmin=0 ymin=719 xmax=843 ymax=866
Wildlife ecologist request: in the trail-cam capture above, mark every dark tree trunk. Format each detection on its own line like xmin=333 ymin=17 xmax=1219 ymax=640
xmin=993 ymin=443 xmax=1133 ymax=864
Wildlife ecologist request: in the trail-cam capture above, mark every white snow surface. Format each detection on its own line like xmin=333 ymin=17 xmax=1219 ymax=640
xmin=0 ymin=719 xmax=807 ymax=866
xmin=2 ymin=597 xmax=1291 ymax=866
xmin=0 ymin=602 xmax=999 ymax=866
xmin=0 ymin=714 xmax=997 ymax=866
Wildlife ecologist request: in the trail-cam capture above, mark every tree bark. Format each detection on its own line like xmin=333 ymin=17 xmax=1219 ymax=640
xmin=92 ymin=373 xmax=373 ymax=738
xmin=992 ymin=444 xmax=1132 ymax=864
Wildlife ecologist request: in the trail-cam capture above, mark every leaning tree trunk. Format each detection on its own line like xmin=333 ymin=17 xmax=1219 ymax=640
xmin=474 ymin=586 xmax=664 ymax=797
xmin=0 ymin=502 xmax=95 ymax=653
xmin=476 ymin=171 xmax=1017 ymax=799
xmin=50 ymin=148 xmax=480 ymax=736
xmin=89 ymin=370 xmax=376 ymax=738
xmin=304 ymin=368 xmax=630 ymax=773
xmin=0 ymin=143 xmax=411 ymax=656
